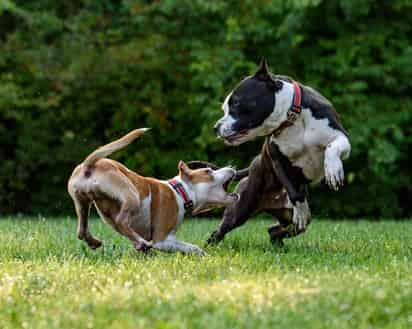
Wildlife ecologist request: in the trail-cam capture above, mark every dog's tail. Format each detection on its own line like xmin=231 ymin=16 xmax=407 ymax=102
xmin=83 ymin=128 xmax=150 ymax=167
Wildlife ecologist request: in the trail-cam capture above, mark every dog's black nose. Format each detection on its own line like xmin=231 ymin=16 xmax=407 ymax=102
xmin=214 ymin=123 xmax=221 ymax=136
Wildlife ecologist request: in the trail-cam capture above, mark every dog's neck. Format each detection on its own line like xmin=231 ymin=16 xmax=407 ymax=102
xmin=258 ymin=81 xmax=300 ymax=136
xmin=272 ymin=81 xmax=295 ymax=124
xmin=169 ymin=176 xmax=197 ymax=213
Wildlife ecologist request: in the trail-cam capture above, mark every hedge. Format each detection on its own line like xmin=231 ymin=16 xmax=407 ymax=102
xmin=0 ymin=0 xmax=411 ymax=217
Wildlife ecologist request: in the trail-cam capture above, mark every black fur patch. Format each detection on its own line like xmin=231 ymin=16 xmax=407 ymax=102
xmin=300 ymin=84 xmax=348 ymax=136
xmin=266 ymin=139 xmax=310 ymax=203
xmin=228 ymin=77 xmax=276 ymax=132
xmin=273 ymin=75 xmax=347 ymax=135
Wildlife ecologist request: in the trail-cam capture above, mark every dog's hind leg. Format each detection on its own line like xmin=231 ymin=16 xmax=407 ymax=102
xmin=267 ymin=200 xmax=311 ymax=245
xmin=113 ymin=199 xmax=152 ymax=252
xmin=266 ymin=208 xmax=293 ymax=246
xmin=72 ymin=194 xmax=102 ymax=250
xmin=91 ymin=170 xmax=152 ymax=252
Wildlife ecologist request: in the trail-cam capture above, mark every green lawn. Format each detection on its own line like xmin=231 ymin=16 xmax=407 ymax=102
xmin=0 ymin=217 xmax=411 ymax=329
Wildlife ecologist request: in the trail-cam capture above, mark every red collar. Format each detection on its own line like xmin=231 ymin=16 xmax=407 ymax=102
xmin=168 ymin=179 xmax=194 ymax=211
xmin=273 ymin=80 xmax=302 ymax=137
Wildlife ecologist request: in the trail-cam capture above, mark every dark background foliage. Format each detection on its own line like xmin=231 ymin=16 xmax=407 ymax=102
xmin=0 ymin=0 xmax=411 ymax=218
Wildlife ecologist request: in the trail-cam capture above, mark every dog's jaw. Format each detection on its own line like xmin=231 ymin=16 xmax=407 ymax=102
xmin=169 ymin=167 xmax=238 ymax=218
xmin=190 ymin=167 xmax=238 ymax=210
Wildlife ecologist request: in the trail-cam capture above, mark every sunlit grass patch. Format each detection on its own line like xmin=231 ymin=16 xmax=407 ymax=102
xmin=0 ymin=217 xmax=411 ymax=329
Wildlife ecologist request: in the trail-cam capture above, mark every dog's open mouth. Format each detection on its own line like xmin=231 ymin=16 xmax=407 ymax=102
xmin=222 ymin=171 xmax=235 ymax=191
xmin=222 ymin=172 xmax=239 ymax=201
xmin=223 ymin=179 xmax=231 ymax=192
xmin=225 ymin=130 xmax=248 ymax=143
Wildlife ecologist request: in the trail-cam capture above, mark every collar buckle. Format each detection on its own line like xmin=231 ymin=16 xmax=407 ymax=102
xmin=287 ymin=110 xmax=299 ymax=123
xmin=184 ymin=200 xmax=194 ymax=210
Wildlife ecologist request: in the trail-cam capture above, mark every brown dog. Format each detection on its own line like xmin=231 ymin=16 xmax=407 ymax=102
xmin=68 ymin=129 xmax=238 ymax=255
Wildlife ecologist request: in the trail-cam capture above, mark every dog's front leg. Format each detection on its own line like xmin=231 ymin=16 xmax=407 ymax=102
xmin=265 ymin=142 xmax=312 ymax=236
xmin=324 ymin=134 xmax=351 ymax=191
xmin=153 ymin=234 xmax=206 ymax=255
xmin=291 ymin=197 xmax=311 ymax=233
xmin=207 ymin=156 xmax=264 ymax=245
xmin=267 ymin=197 xmax=311 ymax=244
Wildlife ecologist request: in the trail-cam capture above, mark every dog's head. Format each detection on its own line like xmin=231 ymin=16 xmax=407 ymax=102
xmin=214 ymin=59 xmax=288 ymax=145
xmin=178 ymin=161 xmax=238 ymax=214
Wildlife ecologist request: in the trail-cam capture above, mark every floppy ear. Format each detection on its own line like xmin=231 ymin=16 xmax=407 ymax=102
xmin=187 ymin=161 xmax=220 ymax=170
xmin=254 ymin=57 xmax=283 ymax=91
xmin=178 ymin=160 xmax=191 ymax=182
xmin=192 ymin=206 xmax=208 ymax=216
xmin=191 ymin=206 xmax=215 ymax=216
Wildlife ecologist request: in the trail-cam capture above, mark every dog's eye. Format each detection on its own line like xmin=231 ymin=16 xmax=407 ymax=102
xmin=229 ymin=96 xmax=240 ymax=107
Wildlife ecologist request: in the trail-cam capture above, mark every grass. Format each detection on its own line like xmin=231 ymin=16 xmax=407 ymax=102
xmin=0 ymin=217 xmax=411 ymax=329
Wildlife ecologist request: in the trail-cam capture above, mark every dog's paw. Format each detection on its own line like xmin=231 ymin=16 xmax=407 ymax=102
xmin=134 ymin=240 xmax=152 ymax=253
xmin=270 ymin=236 xmax=285 ymax=248
xmin=191 ymin=246 xmax=208 ymax=256
xmin=292 ymin=201 xmax=311 ymax=232
xmin=206 ymin=230 xmax=223 ymax=245
xmin=87 ymin=238 xmax=103 ymax=250
xmin=325 ymin=157 xmax=344 ymax=191
xmin=268 ymin=225 xmax=286 ymax=247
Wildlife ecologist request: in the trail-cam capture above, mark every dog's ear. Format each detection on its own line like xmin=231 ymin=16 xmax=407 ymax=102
xmin=187 ymin=161 xmax=220 ymax=170
xmin=254 ymin=57 xmax=283 ymax=91
xmin=191 ymin=206 xmax=212 ymax=216
xmin=178 ymin=160 xmax=191 ymax=182
xmin=255 ymin=57 xmax=270 ymax=78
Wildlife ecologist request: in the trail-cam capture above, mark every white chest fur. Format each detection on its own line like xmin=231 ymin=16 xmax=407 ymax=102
xmin=271 ymin=108 xmax=344 ymax=182
xmin=161 ymin=180 xmax=187 ymax=227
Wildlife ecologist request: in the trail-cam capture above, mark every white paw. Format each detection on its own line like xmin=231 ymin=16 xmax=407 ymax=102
xmin=190 ymin=245 xmax=207 ymax=256
xmin=325 ymin=157 xmax=344 ymax=191
xmin=292 ymin=201 xmax=311 ymax=231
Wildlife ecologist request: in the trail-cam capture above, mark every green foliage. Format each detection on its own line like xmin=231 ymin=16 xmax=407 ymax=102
xmin=1 ymin=218 xmax=412 ymax=328
xmin=0 ymin=0 xmax=411 ymax=216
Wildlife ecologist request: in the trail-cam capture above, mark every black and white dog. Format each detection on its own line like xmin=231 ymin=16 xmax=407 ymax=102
xmin=205 ymin=59 xmax=351 ymax=245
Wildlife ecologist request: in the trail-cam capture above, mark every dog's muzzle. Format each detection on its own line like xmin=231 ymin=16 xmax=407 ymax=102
xmin=214 ymin=118 xmax=236 ymax=139
xmin=213 ymin=122 xmax=222 ymax=137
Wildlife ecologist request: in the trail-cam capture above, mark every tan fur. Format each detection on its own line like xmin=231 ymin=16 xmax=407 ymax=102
xmin=178 ymin=162 xmax=213 ymax=184
xmin=67 ymin=129 xmax=209 ymax=252
xmin=146 ymin=178 xmax=179 ymax=242
xmin=84 ymin=128 xmax=148 ymax=167
xmin=68 ymin=129 xmax=236 ymax=254
xmin=69 ymin=161 xmax=180 ymax=248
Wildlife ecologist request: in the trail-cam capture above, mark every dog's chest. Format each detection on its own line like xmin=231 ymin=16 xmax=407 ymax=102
xmin=272 ymin=109 xmax=339 ymax=182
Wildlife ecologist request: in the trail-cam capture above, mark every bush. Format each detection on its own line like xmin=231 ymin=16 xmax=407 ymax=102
xmin=0 ymin=0 xmax=411 ymax=217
